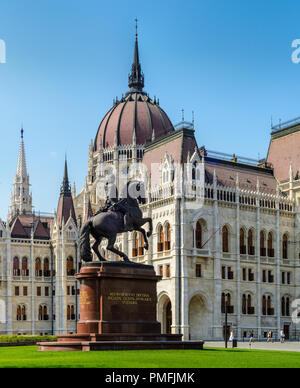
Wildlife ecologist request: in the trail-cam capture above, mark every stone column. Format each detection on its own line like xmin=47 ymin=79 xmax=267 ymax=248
xmin=256 ymin=187 xmax=262 ymax=339
xmin=212 ymin=172 xmax=222 ymax=339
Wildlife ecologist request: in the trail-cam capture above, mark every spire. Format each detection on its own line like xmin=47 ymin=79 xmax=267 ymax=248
xmin=60 ymin=157 xmax=71 ymax=197
xmin=128 ymin=18 xmax=144 ymax=92
xmin=16 ymin=127 xmax=28 ymax=178
xmin=56 ymin=158 xmax=77 ymax=228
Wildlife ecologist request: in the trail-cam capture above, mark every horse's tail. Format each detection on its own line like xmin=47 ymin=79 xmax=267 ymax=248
xmin=79 ymin=220 xmax=93 ymax=262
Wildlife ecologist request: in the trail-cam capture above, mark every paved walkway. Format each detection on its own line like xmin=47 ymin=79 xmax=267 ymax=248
xmin=204 ymin=341 xmax=300 ymax=352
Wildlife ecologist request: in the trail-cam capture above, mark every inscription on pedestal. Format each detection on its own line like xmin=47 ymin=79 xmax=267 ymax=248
xmin=107 ymin=292 xmax=152 ymax=305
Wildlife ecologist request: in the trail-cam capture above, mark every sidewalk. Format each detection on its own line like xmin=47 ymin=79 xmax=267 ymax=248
xmin=204 ymin=341 xmax=300 ymax=352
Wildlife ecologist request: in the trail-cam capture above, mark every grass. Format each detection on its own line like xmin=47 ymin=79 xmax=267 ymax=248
xmin=0 ymin=346 xmax=299 ymax=368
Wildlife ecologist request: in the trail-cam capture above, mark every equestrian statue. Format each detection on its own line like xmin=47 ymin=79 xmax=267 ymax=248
xmin=79 ymin=180 xmax=153 ymax=263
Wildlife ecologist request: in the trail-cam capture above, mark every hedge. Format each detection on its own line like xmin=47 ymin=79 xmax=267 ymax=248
xmin=0 ymin=335 xmax=57 ymax=344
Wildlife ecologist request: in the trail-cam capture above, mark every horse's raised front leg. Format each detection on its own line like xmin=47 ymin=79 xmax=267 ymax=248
xmin=143 ymin=217 xmax=153 ymax=238
xmin=136 ymin=227 xmax=149 ymax=251
xmin=91 ymin=235 xmax=106 ymax=262
xmin=107 ymin=235 xmax=130 ymax=262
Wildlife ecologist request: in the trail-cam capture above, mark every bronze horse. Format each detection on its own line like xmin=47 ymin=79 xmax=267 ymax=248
xmin=79 ymin=181 xmax=152 ymax=262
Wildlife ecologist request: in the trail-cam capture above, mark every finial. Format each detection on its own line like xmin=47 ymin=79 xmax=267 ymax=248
xmin=192 ymin=111 xmax=194 ymax=128
xmin=135 ymin=18 xmax=138 ymax=39
xmin=21 ymin=127 xmax=24 ymax=139
xmin=181 ymin=109 xmax=184 ymax=122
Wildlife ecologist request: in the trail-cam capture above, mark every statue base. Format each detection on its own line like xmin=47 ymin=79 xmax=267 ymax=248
xmin=38 ymin=262 xmax=204 ymax=351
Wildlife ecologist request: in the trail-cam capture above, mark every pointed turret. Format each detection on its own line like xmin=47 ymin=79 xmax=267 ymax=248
xmin=128 ymin=19 xmax=144 ymax=92
xmin=10 ymin=128 xmax=33 ymax=218
xmin=60 ymin=157 xmax=72 ymax=197
xmin=16 ymin=128 xmax=28 ymax=179
xmin=56 ymin=158 xmax=77 ymax=228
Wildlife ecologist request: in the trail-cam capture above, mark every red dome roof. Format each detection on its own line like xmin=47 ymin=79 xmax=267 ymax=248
xmin=94 ymin=92 xmax=174 ymax=150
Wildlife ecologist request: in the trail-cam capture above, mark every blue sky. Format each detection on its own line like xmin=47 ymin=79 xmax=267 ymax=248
xmin=0 ymin=0 xmax=300 ymax=219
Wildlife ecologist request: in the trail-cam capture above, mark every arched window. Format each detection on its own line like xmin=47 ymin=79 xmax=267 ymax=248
xmin=242 ymin=294 xmax=247 ymax=314
xmin=262 ymin=295 xmax=267 ymax=315
xmin=157 ymin=225 xmax=164 ymax=252
xmin=138 ymin=234 xmax=145 ymax=256
xmin=196 ymin=221 xmax=202 ymax=249
xmin=282 ymin=234 xmax=288 ymax=260
xmin=281 ymin=297 xmax=286 ymax=317
xmin=22 ymin=257 xmax=29 ymax=277
xmin=267 ymin=233 xmax=274 ymax=257
xmin=248 ymin=230 xmax=255 ymax=255
xmin=13 ymin=257 xmax=20 ymax=276
xmin=281 ymin=296 xmax=290 ymax=317
xmin=132 ymin=232 xmax=138 ymax=257
xmin=165 ymin=223 xmax=171 ymax=251
xmin=222 ymin=226 xmax=229 ymax=253
xmin=192 ymin=161 xmax=197 ymax=180
xmin=21 ymin=305 xmax=26 ymax=321
xmin=66 ymin=257 xmax=75 ymax=276
xmin=67 ymin=305 xmax=75 ymax=320
xmin=43 ymin=258 xmax=50 ymax=277
xmin=16 ymin=305 xmax=21 ymax=321
xmin=221 ymin=293 xmax=233 ymax=314
xmin=35 ymin=258 xmax=41 ymax=277
xmin=260 ymin=231 xmax=266 ymax=257
xmin=240 ymin=228 xmax=246 ymax=254
xmin=38 ymin=304 xmax=48 ymax=321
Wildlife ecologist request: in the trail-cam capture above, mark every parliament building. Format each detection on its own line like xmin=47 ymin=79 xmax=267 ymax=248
xmin=0 ymin=32 xmax=300 ymax=341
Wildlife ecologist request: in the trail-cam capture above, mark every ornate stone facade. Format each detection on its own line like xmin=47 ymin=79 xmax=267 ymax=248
xmin=1 ymin=33 xmax=299 ymax=341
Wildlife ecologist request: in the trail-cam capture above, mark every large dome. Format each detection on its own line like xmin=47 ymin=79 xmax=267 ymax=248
xmin=94 ymin=30 xmax=174 ymax=151
xmin=94 ymin=92 xmax=174 ymax=150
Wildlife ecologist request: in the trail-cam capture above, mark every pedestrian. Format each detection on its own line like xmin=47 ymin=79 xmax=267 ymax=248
xmin=267 ymin=330 xmax=273 ymax=343
xmin=280 ymin=329 xmax=285 ymax=343
xmin=229 ymin=330 xmax=234 ymax=342
xmin=249 ymin=330 xmax=254 ymax=348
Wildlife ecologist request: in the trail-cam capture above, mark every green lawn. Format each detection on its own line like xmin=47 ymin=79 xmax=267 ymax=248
xmin=0 ymin=346 xmax=299 ymax=368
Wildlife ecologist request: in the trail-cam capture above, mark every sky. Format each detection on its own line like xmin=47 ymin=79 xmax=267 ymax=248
xmin=1 ymin=0 xmax=300 ymax=219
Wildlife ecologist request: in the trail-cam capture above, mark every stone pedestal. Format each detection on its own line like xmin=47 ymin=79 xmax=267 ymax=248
xmin=77 ymin=262 xmax=161 ymax=335
xmin=38 ymin=262 xmax=204 ymax=351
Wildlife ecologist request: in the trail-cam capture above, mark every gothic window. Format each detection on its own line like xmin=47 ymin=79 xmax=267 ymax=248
xmin=44 ymin=258 xmax=50 ymax=277
xmin=132 ymin=232 xmax=138 ymax=257
xmin=67 ymin=305 xmax=75 ymax=320
xmin=222 ymin=226 xmax=229 ymax=253
xmin=166 ymin=264 xmax=171 ymax=278
xmin=157 ymin=224 xmax=164 ymax=252
xmin=13 ymin=257 xmax=20 ymax=276
xmin=165 ymin=223 xmax=171 ymax=251
xmin=192 ymin=161 xmax=197 ymax=180
xmin=138 ymin=234 xmax=145 ymax=256
xmin=240 ymin=228 xmax=246 ymax=254
xmin=221 ymin=293 xmax=233 ymax=314
xmin=260 ymin=231 xmax=266 ymax=257
xmin=16 ymin=305 xmax=26 ymax=321
xmin=22 ymin=257 xmax=29 ymax=276
xmin=248 ymin=229 xmax=255 ymax=255
xmin=196 ymin=221 xmax=202 ymax=249
xmin=66 ymin=257 xmax=75 ymax=276
xmin=242 ymin=294 xmax=247 ymax=314
xmin=38 ymin=305 xmax=48 ymax=321
xmin=281 ymin=297 xmax=290 ymax=317
xmin=262 ymin=295 xmax=267 ymax=315
xmin=282 ymin=234 xmax=288 ymax=260
xmin=35 ymin=258 xmax=42 ymax=277
xmin=267 ymin=232 xmax=274 ymax=257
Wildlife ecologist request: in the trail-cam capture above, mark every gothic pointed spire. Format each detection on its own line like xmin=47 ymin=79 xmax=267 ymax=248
xmin=57 ymin=157 xmax=77 ymax=228
xmin=60 ymin=156 xmax=71 ymax=197
xmin=16 ymin=127 xmax=28 ymax=178
xmin=128 ymin=18 xmax=144 ymax=92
